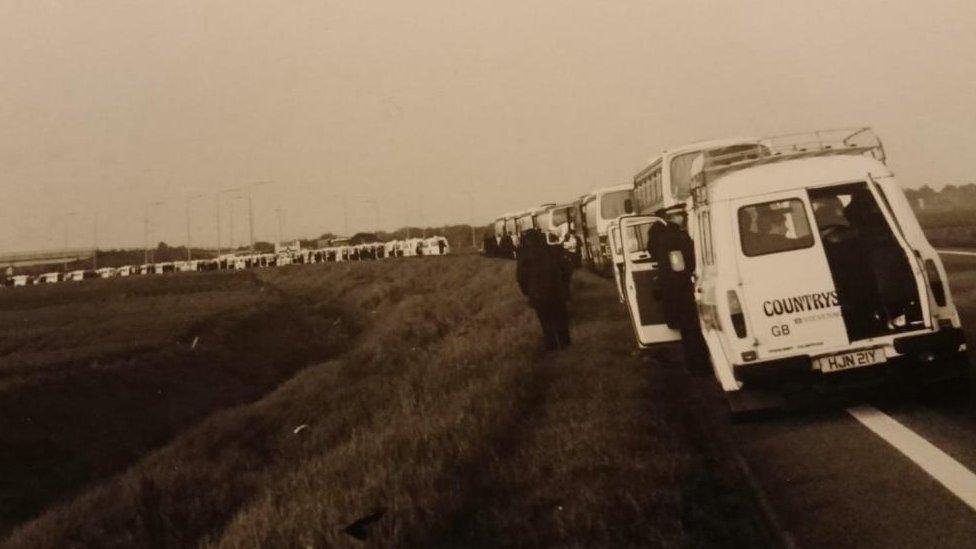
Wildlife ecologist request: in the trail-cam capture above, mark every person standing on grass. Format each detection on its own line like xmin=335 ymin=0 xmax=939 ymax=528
xmin=517 ymin=229 xmax=572 ymax=351
xmin=498 ymin=232 xmax=515 ymax=260
xmin=647 ymin=208 xmax=711 ymax=375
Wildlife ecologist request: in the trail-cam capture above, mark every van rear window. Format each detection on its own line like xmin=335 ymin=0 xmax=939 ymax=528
xmin=551 ymin=208 xmax=568 ymax=227
xmin=738 ymin=199 xmax=815 ymax=257
xmin=601 ymin=190 xmax=634 ymax=220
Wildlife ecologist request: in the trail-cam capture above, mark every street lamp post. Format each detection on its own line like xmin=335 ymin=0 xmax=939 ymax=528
xmin=145 ymin=201 xmax=163 ymax=264
xmin=461 ymin=191 xmax=476 ymax=249
xmin=275 ymin=207 xmax=284 ymax=248
xmin=418 ymin=194 xmax=426 ymax=238
xmin=215 ymin=187 xmax=241 ymax=256
xmin=185 ymin=193 xmax=204 ymax=261
xmin=63 ymin=211 xmax=76 ymax=271
xmin=243 ymin=181 xmax=271 ymax=251
xmin=216 ymin=187 xmax=244 ymax=254
xmin=92 ymin=214 xmax=98 ymax=270
xmin=333 ymin=194 xmax=349 ymax=236
xmin=362 ymin=199 xmax=379 ymax=232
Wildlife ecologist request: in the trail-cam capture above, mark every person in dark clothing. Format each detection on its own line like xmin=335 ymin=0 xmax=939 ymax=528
xmin=498 ymin=233 xmax=516 ymax=260
xmin=517 ymin=229 xmax=572 ymax=351
xmin=437 ymin=239 xmax=446 ymax=254
xmin=483 ymin=235 xmax=500 ymax=257
xmin=647 ymin=209 xmax=711 ymax=374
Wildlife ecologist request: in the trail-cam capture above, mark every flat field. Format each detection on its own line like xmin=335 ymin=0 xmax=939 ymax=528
xmin=2 ymin=256 xmax=769 ymax=547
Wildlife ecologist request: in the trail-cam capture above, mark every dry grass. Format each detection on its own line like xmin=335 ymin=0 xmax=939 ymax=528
xmin=0 ymin=270 xmax=353 ymax=536
xmin=4 ymin=257 xmax=765 ymax=547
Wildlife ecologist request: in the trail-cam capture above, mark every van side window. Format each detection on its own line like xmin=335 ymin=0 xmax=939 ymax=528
xmin=738 ymin=199 xmax=815 ymax=257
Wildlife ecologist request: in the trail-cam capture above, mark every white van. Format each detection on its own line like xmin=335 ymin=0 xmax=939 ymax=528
xmin=580 ymin=184 xmax=635 ymax=275
xmin=534 ymin=203 xmax=575 ymax=245
xmin=36 ymin=272 xmax=62 ymax=284
xmin=424 ymin=236 xmax=450 ymax=256
xmin=403 ymin=238 xmax=424 ymax=257
xmin=681 ymin=128 xmax=969 ymax=412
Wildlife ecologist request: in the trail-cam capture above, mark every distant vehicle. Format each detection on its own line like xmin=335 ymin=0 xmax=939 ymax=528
xmin=175 ymin=261 xmax=198 ymax=272
xmin=423 ymin=236 xmax=450 ymax=256
xmin=36 ymin=272 xmax=62 ymax=284
xmin=95 ymin=267 xmax=115 ymax=279
xmin=403 ymin=238 xmax=423 ymax=257
xmin=65 ymin=270 xmax=97 ymax=282
xmin=580 ymin=184 xmax=635 ymax=275
xmin=502 ymin=214 xmax=519 ymax=249
xmin=617 ymin=136 xmax=770 ymax=351
xmin=197 ymin=259 xmax=220 ymax=271
xmin=534 ymin=202 xmax=574 ymax=245
xmin=116 ymin=266 xmax=133 ymax=277
xmin=9 ymin=274 xmax=31 ymax=287
xmin=633 ymin=137 xmax=765 ymax=215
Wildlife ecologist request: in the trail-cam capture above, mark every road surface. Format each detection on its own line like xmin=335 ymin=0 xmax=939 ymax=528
xmin=705 ymin=250 xmax=976 ymax=548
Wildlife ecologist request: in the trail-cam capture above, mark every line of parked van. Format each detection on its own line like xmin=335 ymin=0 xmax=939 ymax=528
xmin=489 ymin=127 xmax=970 ymax=414
xmin=0 ymin=236 xmax=451 ymax=288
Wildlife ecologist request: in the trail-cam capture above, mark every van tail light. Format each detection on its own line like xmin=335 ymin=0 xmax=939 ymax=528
xmin=727 ymin=290 xmax=747 ymax=338
xmin=924 ymin=259 xmax=947 ymax=307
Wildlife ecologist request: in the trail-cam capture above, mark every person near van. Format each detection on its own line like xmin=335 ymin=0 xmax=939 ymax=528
xmin=753 ymin=209 xmax=794 ymax=252
xmin=517 ymin=229 xmax=572 ymax=351
xmin=437 ymin=238 xmax=446 ymax=254
xmin=647 ymin=209 xmax=710 ymax=374
xmin=498 ymin=233 xmax=516 ymax=260
xmin=483 ymin=235 xmax=499 ymax=257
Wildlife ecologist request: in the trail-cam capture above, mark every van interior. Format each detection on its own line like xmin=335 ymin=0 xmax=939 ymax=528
xmin=808 ymin=182 xmax=924 ymax=341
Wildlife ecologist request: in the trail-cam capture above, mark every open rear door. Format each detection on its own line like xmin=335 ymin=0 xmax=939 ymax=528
xmin=608 ymin=220 xmax=626 ymax=303
xmin=620 ymin=216 xmax=682 ymax=347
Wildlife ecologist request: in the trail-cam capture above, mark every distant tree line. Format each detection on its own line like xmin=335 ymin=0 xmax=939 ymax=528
xmin=905 ymin=183 xmax=976 ymax=247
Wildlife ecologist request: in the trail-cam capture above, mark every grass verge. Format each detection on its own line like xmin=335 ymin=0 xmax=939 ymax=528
xmin=5 ymin=257 xmax=766 ymax=547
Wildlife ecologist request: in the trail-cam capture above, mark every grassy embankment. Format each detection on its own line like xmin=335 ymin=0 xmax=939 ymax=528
xmin=5 ymin=256 xmax=765 ymax=547
xmin=0 ymin=271 xmax=354 ymax=536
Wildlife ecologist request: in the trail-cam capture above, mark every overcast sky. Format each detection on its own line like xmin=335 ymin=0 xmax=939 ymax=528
xmin=1 ymin=0 xmax=974 ymax=253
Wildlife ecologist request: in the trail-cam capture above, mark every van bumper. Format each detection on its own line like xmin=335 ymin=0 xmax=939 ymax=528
xmin=732 ymin=327 xmax=970 ymax=393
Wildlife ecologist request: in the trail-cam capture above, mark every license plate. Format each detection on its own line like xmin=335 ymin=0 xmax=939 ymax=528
xmin=815 ymin=348 xmax=887 ymax=373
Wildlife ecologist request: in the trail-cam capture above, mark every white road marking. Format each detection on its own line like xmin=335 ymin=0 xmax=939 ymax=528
xmin=848 ymin=405 xmax=976 ymax=512
xmin=938 ymin=250 xmax=976 ymax=257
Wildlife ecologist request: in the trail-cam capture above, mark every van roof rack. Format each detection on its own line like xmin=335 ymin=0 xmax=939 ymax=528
xmin=692 ymin=127 xmax=886 ymax=186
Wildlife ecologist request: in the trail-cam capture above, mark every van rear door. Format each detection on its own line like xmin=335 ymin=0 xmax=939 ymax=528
xmin=620 ymin=216 xmax=682 ymax=347
xmin=732 ymin=193 xmax=848 ymax=356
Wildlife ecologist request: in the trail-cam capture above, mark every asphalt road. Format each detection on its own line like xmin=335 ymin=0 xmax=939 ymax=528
xmin=705 ymin=251 xmax=976 ymax=548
